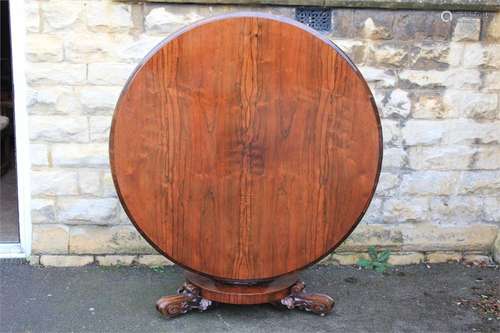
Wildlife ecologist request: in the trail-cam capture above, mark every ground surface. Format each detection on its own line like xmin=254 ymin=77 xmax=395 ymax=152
xmin=0 ymin=263 xmax=498 ymax=333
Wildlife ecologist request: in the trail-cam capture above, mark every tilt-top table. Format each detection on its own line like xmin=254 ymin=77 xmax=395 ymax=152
xmin=110 ymin=13 xmax=382 ymax=318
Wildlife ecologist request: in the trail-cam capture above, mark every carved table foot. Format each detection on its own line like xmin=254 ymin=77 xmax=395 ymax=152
xmin=156 ymin=282 xmax=213 ymax=318
xmin=280 ymin=281 xmax=334 ymax=316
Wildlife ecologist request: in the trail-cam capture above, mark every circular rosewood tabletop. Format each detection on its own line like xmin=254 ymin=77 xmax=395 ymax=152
xmin=110 ymin=13 xmax=382 ymax=282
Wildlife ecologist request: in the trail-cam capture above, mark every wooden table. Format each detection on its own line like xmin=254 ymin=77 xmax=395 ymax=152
xmin=110 ymin=13 xmax=382 ymax=318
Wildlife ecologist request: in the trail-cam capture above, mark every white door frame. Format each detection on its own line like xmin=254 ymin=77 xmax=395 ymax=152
xmin=0 ymin=0 xmax=31 ymax=258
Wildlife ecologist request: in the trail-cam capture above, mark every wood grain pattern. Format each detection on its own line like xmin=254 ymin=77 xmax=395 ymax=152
xmin=110 ymin=13 xmax=382 ymax=282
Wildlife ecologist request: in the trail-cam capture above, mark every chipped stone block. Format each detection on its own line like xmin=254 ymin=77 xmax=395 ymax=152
xmin=383 ymin=197 xmax=429 ymax=223
xmin=32 ymin=224 xmax=69 ymax=254
xmin=87 ymin=63 xmax=136 ymax=86
xmin=474 ymin=146 xmax=500 ymax=170
xmin=86 ymin=1 xmax=133 ymax=32
xmin=89 ymin=116 xmax=112 ymax=143
xmin=96 ymin=255 xmax=136 ymax=266
xmin=30 ymin=144 xmax=49 ymax=166
xmin=69 ymin=225 xmax=155 ymax=254
xmin=30 ymin=116 xmax=88 ymax=143
xmin=27 ymin=63 xmax=86 ymax=85
xmin=408 ymin=146 xmax=475 ymax=170
xmin=58 ymin=198 xmax=118 ymax=223
xmin=52 ymin=143 xmax=109 ymax=167
xmin=78 ymin=170 xmax=101 ymax=195
xmin=134 ymin=255 xmax=174 ymax=267
xmin=40 ymin=255 xmax=94 ymax=267
xmin=430 ymin=196 xmax=483 ymax=224
xmin=26 ymin=34 xmax=63 ymax=62
xmin=400 ymin=171 xmax=460 ymax=196
xmin=452 ymin=17 xmax=480 ymax=42
xmin=401 ymin=223 xmax=498 ymax=252
xmin=387 ymin=252 xmax=424 ymax=265
xmin=31 ymin=198 xmax=56 ymax=224
xmin=425 ymin=252 xmax=462 ymax=263
xmin=31 ymin=169 xmax=78 ymax=196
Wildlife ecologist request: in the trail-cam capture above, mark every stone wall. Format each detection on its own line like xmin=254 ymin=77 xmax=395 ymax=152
xmin=25 ymin=0 xmax=500 ymax=266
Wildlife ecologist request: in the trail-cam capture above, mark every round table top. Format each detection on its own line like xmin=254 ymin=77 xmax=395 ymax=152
xmin=110 ymin=13 xmax=382 ymax=282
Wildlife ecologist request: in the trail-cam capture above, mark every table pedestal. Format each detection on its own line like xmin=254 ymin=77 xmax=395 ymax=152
xmin=156 ymin=271 xmax=334 ymax=318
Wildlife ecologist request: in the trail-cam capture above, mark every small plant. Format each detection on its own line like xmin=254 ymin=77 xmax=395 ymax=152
xmin=151 ymin=266 xmax=166 ymax=273
xmin=357 ymin=246 xmax=392 ymax=273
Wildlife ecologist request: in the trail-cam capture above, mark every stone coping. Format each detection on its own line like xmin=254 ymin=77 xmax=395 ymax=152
xmin=119 ymin=0 xmax=500 ymax=11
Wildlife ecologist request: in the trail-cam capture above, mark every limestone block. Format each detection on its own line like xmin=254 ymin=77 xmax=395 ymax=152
xmin=486 ymin=13 xmax=500 ymax=41
xmin=32 ymin=224 xmax=69 ymax=254
xmin=463 ymin=44 xmax=500 ymax=69
xmin=96 ymin=255 xmax=136 ymax=266
xmin=332 ymin=40 xmax=365 ymax=63
xmin=409 ymin=43 xmax=459 ymax=69
xmin=336 ymin=224 xmax=404 ymax=252
xmin=58 ymin=198 xmax=118 ymax=223
xmin=79 ymin=86 xmax=121 ymax=113
xmin=27 ymin=63 xmax=86 ymax=85
xmin=425 ymin=252 xmax=462 ymax=263
xmin=430 ymin=196 xmax=483 ymax=224
xmin=26 ymin=34 xmax=63 ymax=62
xmin=102 ymin=171 xmax=117 ymax=198
xmin=78 ymin=169 xmax=101 ymax=195
xmin=52 ymin=143 xmax=109 ymax=167
xmin=64 ymin=32 xmax=134 ymax=63
xmin=484 ymin=71 xmax=500 ymax=90
xmin=457 ymin=171 xmax=500 ymax=195
xmin=89 ymin=116 xmax=112 ymax=142
xmin=381 ymin=120 xmax=402 ymax=145
xmin=358 ymin=67 xmax=396 ymax=88
xmin=86 ymin=1 xmax=133 ymax=32
xmin=117 ymin=35 xmax=164 ymax=62
xmin=353 ymin=11 xmax=393 ymax=40
xmin=25 ymin=0 xmax=40 ymax=33
xmin=401 ymin=223 xmax=498 ymax=252
xmin=382 ymin=147 xmax=406 ymax=169
xmin=31 ymin=198 xmax=56 ymax=224
xmin=41 ymin=0 xmax=83 ymax=31
xmin=387 ymin=252 xmax=424 ymax=265
xmin=323 ymin=253 xmax=368 ymax=266
xmin=463 ymin=254 xmax=493 ymax=266
xmin=40 ymin=255 xmax=94 ymax=267
xmin=361 ymin=197 xmax=382 ymax=224
xmin=443 ymin=90 xmax=498 ymax=119
xmin=400 ymin=171 xmax=460 ymax=195
xmin=31 ymin=169 xmax=78 ymax=196
xmin=484 ymin=197 xmax=500 ymax=222
xmin=145 ymin=6 xmax=203 ymax=34
xmin=383 ymin=197 xmax=429 ymax=223
xmin=366 ymin=42 xmax=408 ymax=67
xmin=30 ymin=144 xmax=49 ymax=166
xmin=408 ymin=146 xmax=475 ymax=170
xmin=134 ymin=255 xmax=174 ymax=267
xmin=69 ymin=225 xmax=155 ymax=254
xmin=87 ymin=63 xmax=136 ymax=86
xmin=392 ymin=11 xmax=451 ymax=41
xmin=29 ymin=116 xmax=88 ymax=143
xmin=376 ymin=172 xmax=400 ymax=196
xmin=399 ymin=69 xmax=480 ymax=89
xmin=452 ymin=17 xmax=481 ymax=42
xmin=402 ymin=120 xmax=446 ymax=146
xmin=382 ymin=89 xmax=411 ymax=118
xmin=27 ymin=86 xmax=81 ymax=114
xmin=474 ymin=146 xmax=500 ymax=170
xmin=493 ymin=231 xmax=500 ymax=263
xmin=443 ymin=120 xmax=500 ymax=145
xmin=412 ymin=94 xmax=445 ymax=119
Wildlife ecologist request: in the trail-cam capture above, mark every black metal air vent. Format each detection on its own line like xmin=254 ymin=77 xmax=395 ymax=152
xmin=295 ymin=7 xmax=332 ymax=32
